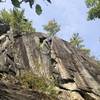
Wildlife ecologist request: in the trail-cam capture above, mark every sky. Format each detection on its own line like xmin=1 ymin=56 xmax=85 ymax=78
xmin=0 ymin=0 xmax=100 ymax=59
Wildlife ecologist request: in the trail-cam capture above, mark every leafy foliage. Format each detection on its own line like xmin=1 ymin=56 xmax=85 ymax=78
xmin=0 ymin=8 xmax=35 ymax=33
xmin=0 ymin=9 xmax=11 ymax=24
xmin=43 ymin=19 xmax=60 ymax=37
xmin=85 ymin=0 xmax=100 ymax=20
xmin=70 ymin=33 xmax=84 ymax=49
xmin=20 ymin=71 xmax=57 ymax=97
xmin=0 ymin=0 xmax=52 ymax=15
xmin=35 ymin=4 xmax=42 ymax=15
xmin=70 ymin=33 xmax=91 ymax=56
xmin=46 ymin=0 xmax=52 ymax=4
xmin=28 ymin=0 xmax=34 ymax=8
xmin=11 ymin=0 xmax=20 ymax=7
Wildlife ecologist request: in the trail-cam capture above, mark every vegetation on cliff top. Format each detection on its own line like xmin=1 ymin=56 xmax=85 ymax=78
xmin=0 ymin=8 xmax=35 ymax=34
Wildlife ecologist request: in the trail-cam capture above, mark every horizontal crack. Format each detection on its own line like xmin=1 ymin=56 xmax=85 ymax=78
xmin=60 ymin=78 xmax=75 ymax=84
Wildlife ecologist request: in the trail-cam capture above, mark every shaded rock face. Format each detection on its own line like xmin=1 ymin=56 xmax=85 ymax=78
xmin=0 ymin=32 xmax=100 ymax=100
xmin=0 ymin=81 xmax=53 ymax=100
xmin=0 ymin=21 xmax=10 ymax=35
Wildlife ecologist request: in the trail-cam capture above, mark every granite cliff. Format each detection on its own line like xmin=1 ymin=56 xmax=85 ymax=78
xmin=0 ymin=24 xmax=100 ymax=100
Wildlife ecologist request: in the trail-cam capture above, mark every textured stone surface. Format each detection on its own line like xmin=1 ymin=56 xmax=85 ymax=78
xmin=0 ymin=32 xmax=100 ymax=100
xmin=0 ymin=21 xmax=10 ymax=35
xmin=0 ymin=81 xmax=54 ymax=100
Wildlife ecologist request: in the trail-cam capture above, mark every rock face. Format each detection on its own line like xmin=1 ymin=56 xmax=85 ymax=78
xmin=0 ymin=21 xmax=10 ymax=35
xmin=0 ymin=81 xmax=53 ymax=100
xmin=0 ymin=32 xmax=100 ymax=100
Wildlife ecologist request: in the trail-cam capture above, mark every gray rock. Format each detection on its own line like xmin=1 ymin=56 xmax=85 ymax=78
xmin=0 ymin=21 xmax=10 ymax=35
xmin=0 ymin=32 xmax=100 ymax=100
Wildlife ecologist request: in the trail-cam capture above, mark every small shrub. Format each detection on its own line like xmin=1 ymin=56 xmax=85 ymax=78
xmin=20 ymin=71 xmax=57 ymax=96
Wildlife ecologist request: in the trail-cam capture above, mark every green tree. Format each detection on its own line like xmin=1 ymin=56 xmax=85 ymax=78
xmin=85 ymin=0 xmax=100 ymax=20
xmin=70 ymin=33 xmax=91 ymax=56
xmin=0 ymin=0 xmax=52 ymax=15
xmin=0 ymin=8 xmax=35 ymax=34
xmin=43 ymin=19 xmax=60 ymax=37
xmin=70 ymin=33 xmax=85 ymax=49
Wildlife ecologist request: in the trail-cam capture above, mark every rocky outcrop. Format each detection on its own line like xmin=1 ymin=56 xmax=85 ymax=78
xmin=0 ymin=81 xmax=55 ymax=100
xmin=0 ymin=21 xmax=10 ymax=35
xmin=0 ymin=31 xmax=100 ymax=100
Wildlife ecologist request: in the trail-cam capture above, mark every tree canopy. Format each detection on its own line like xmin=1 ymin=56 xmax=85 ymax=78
xmin=70 ymin=33 xmax=84 ymax=49
xmin=43 ymin=19 xmax=60 ymax=37
xmin=70 ymin=33 xmax=90 ymax=56
xmin=86 ymin=0 xmax=100 ymax=20
xmin=0 ymin=8 xmax=35 ymax=34
xmin=0 ymin=0 xmax=52 ymax=15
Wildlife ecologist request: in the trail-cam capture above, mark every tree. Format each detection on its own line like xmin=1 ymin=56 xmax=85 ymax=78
xmin=85 ymin=0 xmax=100 ymax=20
xmin=0 ymin=8 xmax=35 ymax=34
xmin=0 ymin=0 xmax=52 ymax=15
xmin=70 ymin=33 xmax=85 ymax=49
xmin=43 ymin=19 xmax=60 ymax=37
xmin=70 ymin=33 xmax=91 ymax=56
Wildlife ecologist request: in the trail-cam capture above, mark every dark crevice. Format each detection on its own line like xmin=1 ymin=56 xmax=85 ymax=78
xmin=0 ymin=68 xmax=16 ymax=76
xmin=6 ymin=54 xmax=14 ymax=62
xmin=58 ymin=85 xmax=71 ymax=91
xmin=0 ymin=21 xmax=10 ymax=35
xmin=79 ymin=89 xmax=100 ymax=97
xmin=60 ymin=78 xmax=75 ymax=84
xmin=59 ymin=85 xmax=97 ymax=100
xmin=39 ymin=37 xmax=46 ymax=44
xmin=0 ymin=71 xmax=9 ymax=74
xmin=73 ymin=88 xmax=100 ymax=98
xmin=50 ymin=58 xmax=57 ymax=65
xmin=68 ymin=67 xmax=77 ymax=72
xmin=14 ymin=34 xmax=22 ymax=39
xmin=8 ymin=69 xmax=16 ymax=76
xmin=73 ymin=90 xmax=96 ymax=100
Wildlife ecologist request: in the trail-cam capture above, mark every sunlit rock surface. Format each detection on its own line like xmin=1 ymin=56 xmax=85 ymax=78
xmin=0 ymin=32 xmax=100 ymax=100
